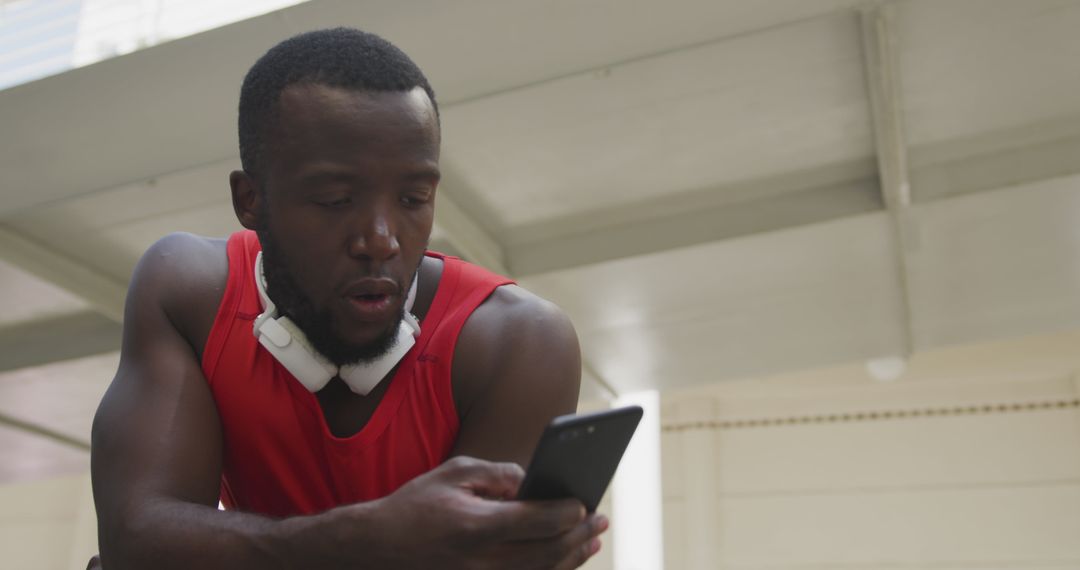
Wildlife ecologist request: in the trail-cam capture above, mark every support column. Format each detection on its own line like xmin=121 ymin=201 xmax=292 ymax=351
xmin=860 ymin=2 xmax=917 ymax=356
xmin=612 ymin=390 xmax=664 ymax=570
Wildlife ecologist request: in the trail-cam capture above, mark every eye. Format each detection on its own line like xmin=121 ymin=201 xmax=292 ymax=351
xmin=399 ymin=191 xmax=432 ymax=208
xmin=317 ymin=196 xmax=351 ymax=208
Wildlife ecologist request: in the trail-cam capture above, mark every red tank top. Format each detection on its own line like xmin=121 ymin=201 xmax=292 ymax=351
xmin=201 ymin=231 xmax=513 ymax=517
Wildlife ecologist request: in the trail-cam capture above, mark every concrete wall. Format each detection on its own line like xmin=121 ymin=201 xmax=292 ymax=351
xmin=660 ymin=331 xmax=1080 ymax=569
xmin=0 ymin=472 xmax=97 ymax=570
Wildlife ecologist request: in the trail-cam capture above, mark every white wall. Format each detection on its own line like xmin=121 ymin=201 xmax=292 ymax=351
xmin=661 ymin=329 xmax=1080 ymax=569
xmin=0 ymin=472 xmax=98 ymax=570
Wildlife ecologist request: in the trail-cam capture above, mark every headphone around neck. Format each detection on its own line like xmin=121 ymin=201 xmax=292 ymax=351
xmin=251 ymin=251 xmax=421 ymax=395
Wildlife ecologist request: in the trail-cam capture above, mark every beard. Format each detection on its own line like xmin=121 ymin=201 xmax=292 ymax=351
xmin=257 ymin=227 xmax=405 ymax=368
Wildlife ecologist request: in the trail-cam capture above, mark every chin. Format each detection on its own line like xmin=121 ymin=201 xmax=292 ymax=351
xmin=339 ymin=309 xmax=401 ymax=339
xmin=322 ymin=319 xmax=403 ymax=366
xmin=341 ymin=327 xmax=393 ymax=350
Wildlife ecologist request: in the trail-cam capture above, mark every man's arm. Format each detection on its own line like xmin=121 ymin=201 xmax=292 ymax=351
xmin=450 ymin=284 xmax=584 ymax=467
xmin=450 ymin=284 xmax=608 ymax=557
xmin=93 ymin=234 xmax=601 ymax=570
xmin=92 ymin=233 xmax=315 ymax=567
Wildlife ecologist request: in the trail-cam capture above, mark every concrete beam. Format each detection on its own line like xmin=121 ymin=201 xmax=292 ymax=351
xmin=582 ymin=360 xmax=618 ymax=402
xmin=432 ymin=184 xmax=623 ymax=402
xmin=860 ymin=3 xmax=911 ymax=212
xmin=0 ymin=412 xmax=90 ymax=452
xmin=433 ymin=189 xmax=510 ymax=276
xmin=508 ymin=161 xmax=882 ymax=277
xmin=0 ymin=311 xmax=121 ymax=372
xmin=911 ymin=125 xmax=1080 ymax=202
xmin=860 ymin=2 xmax=916 ymax=355
xmin=0 ymin=226 xmax=127 ymax=322
xmin=502 ymin=118 xmax=1080 ymax=278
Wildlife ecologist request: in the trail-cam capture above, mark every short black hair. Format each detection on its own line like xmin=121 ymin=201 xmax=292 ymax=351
xmin=238 ymin=27 xmax=438 ymax=174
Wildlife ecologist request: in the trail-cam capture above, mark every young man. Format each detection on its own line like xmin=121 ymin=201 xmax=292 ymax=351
xmin=90 ymin=28 xmax=607 ymax=569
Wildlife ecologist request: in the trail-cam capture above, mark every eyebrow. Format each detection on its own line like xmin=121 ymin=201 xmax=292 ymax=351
xmin=404 ymin=166 xmax=441 ymax=183
xmin=295 ymin=163 xmax=441 ymax=186
xmin=296 ymin=170 xmax=356 ymax=186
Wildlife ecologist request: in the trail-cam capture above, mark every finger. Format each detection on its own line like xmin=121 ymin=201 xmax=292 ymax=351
xmin=489 ymin=498 xmax=587 ymax=541
xmin=553 ymin=536 xmax=602 ymax=570
xmin=439 ymin=456 xmax=525 ymax=498
xmin=552 ymin=515 xmax=608 ymax=570
xmin=500 ymin=514 xmax=607 ymax=570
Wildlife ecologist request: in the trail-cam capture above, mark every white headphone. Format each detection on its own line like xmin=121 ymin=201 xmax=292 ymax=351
xmin=252 ymin=251 xmax=421 ymax=395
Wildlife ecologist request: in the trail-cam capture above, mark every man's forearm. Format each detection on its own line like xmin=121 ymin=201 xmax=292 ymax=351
xmin=101 ymin=499 xmax=373 ymax=570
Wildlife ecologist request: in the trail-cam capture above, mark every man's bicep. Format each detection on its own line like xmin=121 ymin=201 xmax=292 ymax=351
xmin=92 ymin=242 xmax=224 ymax=536
xmin=93 ymin=336 xmax=223 ymax=507
xmin=450 ymin=287 xmax=582 ymax=467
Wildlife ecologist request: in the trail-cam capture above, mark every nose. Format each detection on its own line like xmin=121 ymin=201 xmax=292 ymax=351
xmin=347 ymin=203 xmax=400 ymax=262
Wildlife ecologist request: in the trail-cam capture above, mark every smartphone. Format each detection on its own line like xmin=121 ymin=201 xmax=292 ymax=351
xmin=516 ymin=405 xmax=643 ymax=512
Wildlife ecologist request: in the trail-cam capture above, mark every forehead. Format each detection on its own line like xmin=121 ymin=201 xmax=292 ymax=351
xmin=266 ymin=83 xmax=440 ymax=169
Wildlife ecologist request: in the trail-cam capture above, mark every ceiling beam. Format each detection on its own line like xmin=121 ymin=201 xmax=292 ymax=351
xmin=860 ymin=1 xmax=916 ymax=356
xmin=0 ymin=310 xmax=121 ymax=373
xmin=508 ymin=162 xmax=882 ymax=277
xmin=433 ymin=184 xmax=624 ymax=401
xmin=0 ymin=411 xmax=90 ymax=452
xmin=860 ymin=3 xmax=911 ymax=212
xmin=0 ymin=225 xmax=126 ymax=322
xmin=912 ymin=126 xmax=1080 ymax=202
xmin=434 ymin=189 xmax=509 ymax=276
xmin=503 ymin=118 xmax=1080 ymax=278
xmin=582 ymin=360 xmax=618 ymax=402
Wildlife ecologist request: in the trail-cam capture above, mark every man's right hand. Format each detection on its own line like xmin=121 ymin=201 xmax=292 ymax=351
xmin=345 ymin=456 xmax=607 ymax=569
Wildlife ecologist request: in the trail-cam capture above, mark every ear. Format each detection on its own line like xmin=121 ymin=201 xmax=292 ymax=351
xmin=230 ymin=170 xmax=262 ymax=230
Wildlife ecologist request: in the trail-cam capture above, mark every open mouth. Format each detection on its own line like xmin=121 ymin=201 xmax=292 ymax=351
xmin=342 ymin=278 xmax=400 ymax=318
xmin=346 ymin=293 xmax=395 ymax=315
xmin=351 ymin=293 xmax=390 ymax=305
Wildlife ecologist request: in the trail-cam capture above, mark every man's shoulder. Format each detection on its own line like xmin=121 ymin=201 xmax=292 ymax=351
xmin=433 ymin=251 xmax=571 ymax=344
xmin=449 ymin=275 xmax=581 ymax=444
xmin=476 ymin=284 xmax=567 ymax=329
xmin=131 ymin=232 xmax=230 ymax=344
xmin=145 ymin=231 xmax=228 ymax=258
xmin=455 ymin=280 xmax=578 ymax=375
xmin=136 ymin=232 xmax=228 ymax=292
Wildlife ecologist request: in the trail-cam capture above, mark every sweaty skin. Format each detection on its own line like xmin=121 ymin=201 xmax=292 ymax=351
xmin=89 ymin=85 xmax=605 ymax=569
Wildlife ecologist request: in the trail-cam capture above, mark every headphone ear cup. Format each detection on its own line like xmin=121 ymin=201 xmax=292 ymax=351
xmin=257 ymin=317 xmax=294 ymax=348
xmin=338 ymin=318 xmax=418 ymax=395
xmin=255 ymin=316 xmax=337 ymax=392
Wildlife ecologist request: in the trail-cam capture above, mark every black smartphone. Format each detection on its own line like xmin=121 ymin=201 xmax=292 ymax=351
xmin=516 ymin=405 xmax=643 ymax=512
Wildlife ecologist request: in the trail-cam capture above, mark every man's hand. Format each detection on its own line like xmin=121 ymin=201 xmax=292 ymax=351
xmin=351 ymin=456 xmax=607 ymax=570
xmin=92 ymin=454 xmax=609 ymax=570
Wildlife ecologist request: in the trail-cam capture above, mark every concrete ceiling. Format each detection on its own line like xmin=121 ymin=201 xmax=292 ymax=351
xmin=1 ymin=0 xmax=1079 ymax=483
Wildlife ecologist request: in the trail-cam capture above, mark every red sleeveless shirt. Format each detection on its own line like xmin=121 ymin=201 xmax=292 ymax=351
xmin=201 ymin=231 xmax=513 ymax=517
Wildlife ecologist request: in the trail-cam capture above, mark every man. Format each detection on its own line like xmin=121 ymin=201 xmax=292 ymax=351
xmin=90 ymin=28 xmax=607 ymax=569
